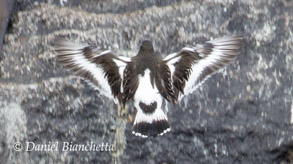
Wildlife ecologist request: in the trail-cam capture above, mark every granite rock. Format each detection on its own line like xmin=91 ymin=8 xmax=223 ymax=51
xmin=0 ymin=0 xmax=292 ymax=163
xmin=0 ymin=0 xmax=14 ymax=57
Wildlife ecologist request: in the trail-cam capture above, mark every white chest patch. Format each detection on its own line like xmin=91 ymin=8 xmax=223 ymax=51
xmin=134 ymin=69 xmax=162 ymax=106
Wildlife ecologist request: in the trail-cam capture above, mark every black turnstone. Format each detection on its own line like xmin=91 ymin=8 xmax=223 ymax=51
xmin=54 ymin=35 xmax=243 ymax=138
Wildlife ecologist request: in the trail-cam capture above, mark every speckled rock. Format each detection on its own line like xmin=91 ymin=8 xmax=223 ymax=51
xmin=0 ymin=0 xmax=14 ymax=56
xmin=0 ymin=0 xmax=292 ymax=163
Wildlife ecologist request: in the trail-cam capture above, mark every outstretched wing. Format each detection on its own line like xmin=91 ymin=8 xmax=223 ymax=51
xmin=53 ymin=40 xmax=130 ymax=104
xmin=164 ymin=35 xmax=243 ymax=101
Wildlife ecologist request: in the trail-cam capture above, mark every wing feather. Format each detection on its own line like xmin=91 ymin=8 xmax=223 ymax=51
xmin=164 ymin=35 xmax=243 ymax=101
xmin=54 ymin=40 xmax=130 ymax=104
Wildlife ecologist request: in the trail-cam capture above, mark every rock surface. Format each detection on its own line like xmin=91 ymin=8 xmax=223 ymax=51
xmin=0 ymin=0 xmax=293 ymax=163
xmin=0 ymin=0 xmax=14 ymax=57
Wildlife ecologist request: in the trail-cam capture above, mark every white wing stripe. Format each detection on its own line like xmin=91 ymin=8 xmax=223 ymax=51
xmin=113 ymin=59 xmax=128 ymax=92
xmin=184 ymin=46 xmax=236 ymax=94
xmin=182 ymin=47 xmax=195 ymax=52
xmin=55 ymin=40 xmax=132 ymax=104
xmin=98 ymin=50 xmax=112 ymax=56
xmin=117 ymin=56 xmax=131 ymax=62
xmin=113 ymin=59 xmax=127 ymax=67
xmin=70 ymin=51 xmax=113 ymax=98
xmin=164 ymin=53 xmax=177 ymax=61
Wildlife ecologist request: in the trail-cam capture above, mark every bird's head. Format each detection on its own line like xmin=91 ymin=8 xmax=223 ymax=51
xmin=139 ymin=40 xmax=154 ymax=54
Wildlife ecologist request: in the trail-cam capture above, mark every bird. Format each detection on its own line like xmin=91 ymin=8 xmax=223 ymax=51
xmin=53 ymin=35 xmax=243 ymax=138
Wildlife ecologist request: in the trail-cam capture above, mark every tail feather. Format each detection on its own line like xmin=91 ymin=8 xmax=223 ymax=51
xmin=132 ymin=108 xmax=171 ymax=138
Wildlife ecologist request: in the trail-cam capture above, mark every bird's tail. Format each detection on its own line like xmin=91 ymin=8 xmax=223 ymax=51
xmin=132 ymin=107 xmax=171 ymax=138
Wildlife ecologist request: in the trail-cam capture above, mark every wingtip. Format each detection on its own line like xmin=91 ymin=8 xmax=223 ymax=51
xmin=52 ymin=39 xmax=89 ymax=51
xmin=51 ymin=39 xmax=67 ymax=49
xmin=207 ymin=34 xmax=244 ymax=50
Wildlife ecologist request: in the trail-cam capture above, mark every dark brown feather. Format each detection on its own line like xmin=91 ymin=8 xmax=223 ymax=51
xmin=166 ymin=35 xmax=243 ymax=101
xmin=171 ymin=50 xmax=201 ymax=100
xmin=55 ymin=42 xmax=126 ymax=104
xmin=155 ymin=62 xmax=176 ymax=103
xmin=122 ymin=60 xmax=139 ymax=106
